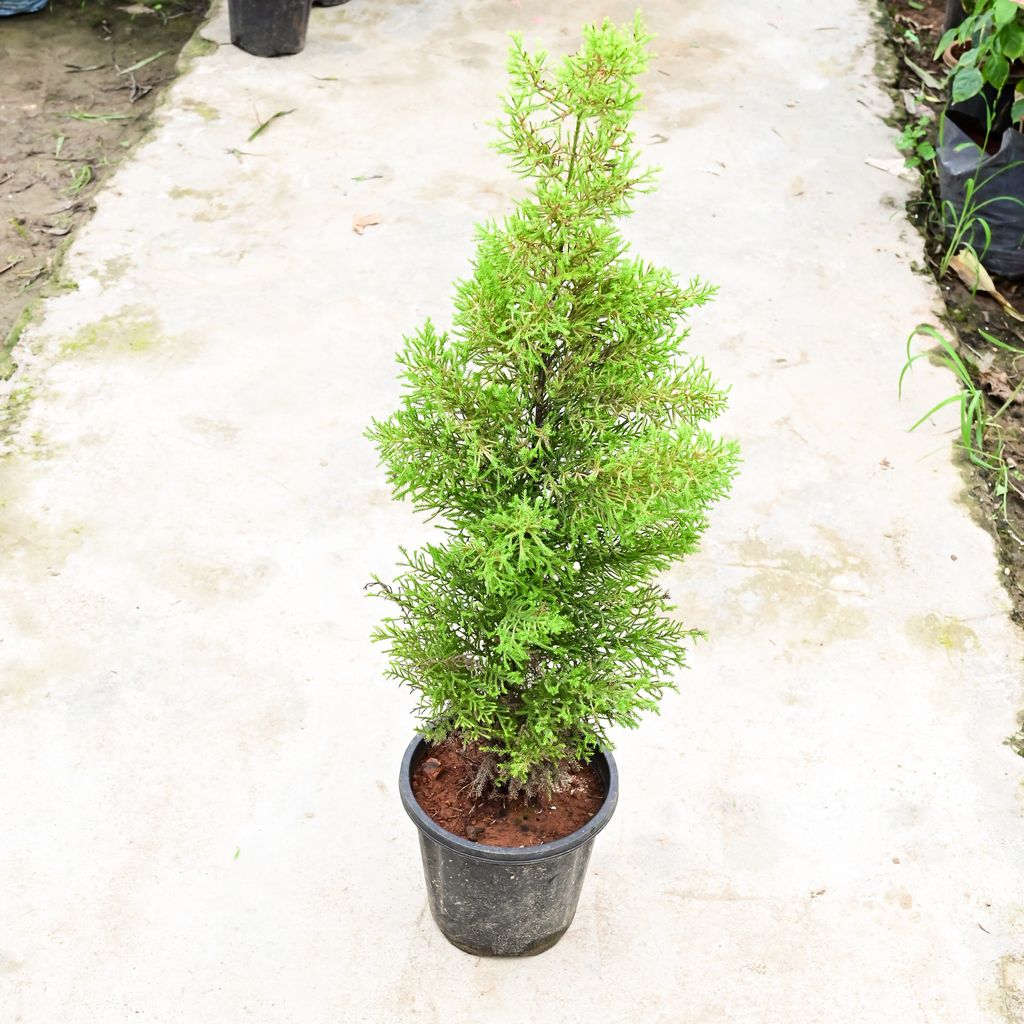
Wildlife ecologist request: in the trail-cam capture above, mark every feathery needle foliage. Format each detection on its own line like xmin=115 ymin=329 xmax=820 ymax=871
xmin=367 ymin=17 xmax=739 ymax=796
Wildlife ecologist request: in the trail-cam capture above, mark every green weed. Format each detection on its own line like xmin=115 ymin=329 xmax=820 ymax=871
xmin=900 ymin=323 xmax=1024 ymax=532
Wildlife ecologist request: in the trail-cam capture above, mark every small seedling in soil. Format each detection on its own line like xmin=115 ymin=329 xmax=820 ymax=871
xmin=64 ymin=165 xmax=93 ymax=197
xmin=895 ymin=113 xmax=936 ymax=168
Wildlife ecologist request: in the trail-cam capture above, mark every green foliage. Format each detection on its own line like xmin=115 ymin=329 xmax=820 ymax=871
xmin=938 ymin=0 xmax=1024 ymax=106
xmin=367 ymin=17 xmax=739 ymax=793
xmin=900 ymin=323 xmax=1024 ymax=531
xmin=896 ymin=111 xmax=937 ymax=168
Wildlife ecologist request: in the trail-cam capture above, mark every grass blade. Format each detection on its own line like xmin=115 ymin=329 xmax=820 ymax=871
xmin=118 ymin=50 xmax=171 ymax=76
xmin=247 ymin=109 xmax=296 ymax=143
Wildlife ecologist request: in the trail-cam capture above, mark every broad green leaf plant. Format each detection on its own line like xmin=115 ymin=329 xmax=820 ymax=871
xmin=368 ymin=17 xmax=739 ymax=797
xmin=939 ymin=0 xmax=1024 ymax=116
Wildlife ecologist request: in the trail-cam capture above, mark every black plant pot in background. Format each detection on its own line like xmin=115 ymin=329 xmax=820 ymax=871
xmin=937 ymin=110 xmax=1024 ymax=279
xmin=399 ymin=737 xmax=618 ymax=957
xmin=942 ymin=41 xmax=1024 ymax=140
xmin=944 ymin=0 xmax=967 ymax=33
xmin=229 ymin=0 xmax=312 ymax=57
xmin=949 ymin=85 xmax=1020 ymax=139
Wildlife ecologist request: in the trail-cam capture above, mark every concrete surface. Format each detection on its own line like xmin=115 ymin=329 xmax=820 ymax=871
xmin=2 ymin=0 xmax=1023 ymax=1021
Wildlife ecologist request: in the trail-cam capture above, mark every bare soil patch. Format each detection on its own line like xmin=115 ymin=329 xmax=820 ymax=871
xmin=0 ymin=0 xmax=209 ymax=377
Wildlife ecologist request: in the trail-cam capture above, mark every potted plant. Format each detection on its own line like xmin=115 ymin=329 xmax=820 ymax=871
xmin=229 ymin=0 xmax=312 ymax=58
xmin=938 ymin=0 xmax=1024 ymax=130
xmin=933 ymin=1 xmax=1024 ymax=277
xmin=367 ymin=16 xmax=739 ymax=957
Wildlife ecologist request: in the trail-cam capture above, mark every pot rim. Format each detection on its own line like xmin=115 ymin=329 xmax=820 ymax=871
xmin=399 ymin=735 xmax=618 ymax=863
xmin=943 ymin=40 xmax=1024 ymax=77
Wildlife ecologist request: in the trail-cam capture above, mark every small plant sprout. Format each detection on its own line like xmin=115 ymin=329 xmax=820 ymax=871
xmin=896 ymin=113 xmax=936 ymax=169
xmin=368 ymin=17 xmax=739 ymax=797
xmin=900 ymin=323 xmax=1024 ymax=536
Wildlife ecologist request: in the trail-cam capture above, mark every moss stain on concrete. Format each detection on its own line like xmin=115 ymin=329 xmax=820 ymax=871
xmin=905 ymin=613 xmax=979 ymax=653
xmin=997 ymin=954 xmax=1024 ymax=1023
xmin=95 ymin=255 xmax=132 ymax=286
xmin=721 ymin=534 xmax=871 ymax=643
xmin=61 ymin=310 xmax=160 ymax=356
xmin=178 ymin=34 xmax=218 ymax=68
xmin=1 ymin=306 xmax=34 ymax=381
xmin=0 ymin=382 xmax=35 ymax=453
xmin=181 ymin=98 xmax=220 ymax=121
xmin=169 ymin=186 xmax=216 ymax=201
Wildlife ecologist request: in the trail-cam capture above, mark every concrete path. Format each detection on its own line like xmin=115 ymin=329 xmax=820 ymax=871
xmin=2 ymin=0 xmax=1022 ymax=1021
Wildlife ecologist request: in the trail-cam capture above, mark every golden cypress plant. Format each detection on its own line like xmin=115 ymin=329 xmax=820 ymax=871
xmin=368 ymin=16 xmax=739 ymax=796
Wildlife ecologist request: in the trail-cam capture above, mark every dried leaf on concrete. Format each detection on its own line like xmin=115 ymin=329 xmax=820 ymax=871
xmin=352 ymin=213 xmax=381 ymax=235
xmin=865 ymin=156 xmax=916 ymax=182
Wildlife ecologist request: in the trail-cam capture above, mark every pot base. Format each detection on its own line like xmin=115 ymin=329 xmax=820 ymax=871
xmin=438 ymin=919 xmax=571 ymax=958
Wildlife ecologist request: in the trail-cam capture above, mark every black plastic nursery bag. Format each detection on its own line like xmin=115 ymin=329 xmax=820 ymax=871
xmin=937 ymin=112 xmax=1024 ymax=280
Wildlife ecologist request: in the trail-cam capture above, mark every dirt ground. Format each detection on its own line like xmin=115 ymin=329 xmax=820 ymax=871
xmin=0 ymin=0 xmax=208 ymax=378
xmin=882 ymin=0 xmax=1024 ymax=643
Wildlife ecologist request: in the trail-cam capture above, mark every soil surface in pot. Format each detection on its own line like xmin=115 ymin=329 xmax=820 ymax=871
xmin=412 ymin=739 xmax=605 ymax=847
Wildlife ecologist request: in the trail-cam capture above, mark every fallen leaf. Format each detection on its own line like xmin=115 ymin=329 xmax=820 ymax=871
xmin=977 ymin=349 xmax=996 ymax=373
xmin=865 ymin=156 xmax=915 ymax=182
xmin=979 ymin=367 xmax=1024 ymax=403
xmin=352 ymin=213 xmax=381 ymax=235
xmin=901 ymin=89 xmax=935 ymax=120
xmin=39 ymin=225 xmax=71 ymax=236
xmin=120 ymin=3 xmax=158 ymax=12
xmin=904 ymin=56 xmax=943 ymax=91
xmin=948 ymin=248 xmax=1024 ymax=322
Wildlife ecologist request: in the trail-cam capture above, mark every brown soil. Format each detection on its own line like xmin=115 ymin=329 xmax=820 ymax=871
xmin=0 ymin=0 xmax=209 ymax=377
xmin=411 ymin=739 xmax=605 ymax=848
xmin=882 ymin=0 xmax=1024 ymax=645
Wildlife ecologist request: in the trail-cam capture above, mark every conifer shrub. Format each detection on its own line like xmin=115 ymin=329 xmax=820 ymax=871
xmin=368 ymin=16 xmax=739 ymax=797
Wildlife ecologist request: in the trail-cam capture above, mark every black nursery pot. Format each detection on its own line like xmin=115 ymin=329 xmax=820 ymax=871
xmin=944 ymin=0 xmax=967 ymax=33
xmin=399 ymin=736 xmax=618 ymax=957
xmin=937 ymin=109 xmax=1024 ymax=279
xmin=229 ymin=0 xmax=312 ymax=57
